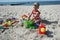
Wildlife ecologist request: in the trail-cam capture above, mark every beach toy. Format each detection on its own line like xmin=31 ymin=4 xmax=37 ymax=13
xmin=38 ymin=23 xmax=46 ymax=35
xmin=7 ymin=21 xmax=12 ymax=26
xmin=12 ymin=20 xmax=19 ymax=24
xmin=28 ymin=20 xmax=35 ymax=29
xmin=6 ymin=18 xmax=12 ymax=22
xmin=8 ymin=18 xmax=12 ymax=20
xmin=0 ymin=26 xmax=4 ymax=29
xmin=27 ymin=25 xmax=35 ymax=29
xmin=12 ymin=17 xmax=16 ymax=20
xmin=23 ymin=19 xmax=28 ymax=27
xmin=0 ymin=19 xmax=3 ymax=24
xmin=23 ymin=19 xmax=35 ymax=29
xmin=3 ymin=23 xmax=8 ymax=27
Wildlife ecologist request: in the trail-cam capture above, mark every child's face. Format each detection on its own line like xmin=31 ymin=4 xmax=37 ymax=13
xmin=34 ymin=5 xmax=39 ymax=9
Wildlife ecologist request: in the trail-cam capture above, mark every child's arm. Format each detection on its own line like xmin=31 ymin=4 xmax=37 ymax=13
xmin=28 ymin=13 xmax=32 ymax=20
xmin=32 ymin=12 xmax=40 ymax=20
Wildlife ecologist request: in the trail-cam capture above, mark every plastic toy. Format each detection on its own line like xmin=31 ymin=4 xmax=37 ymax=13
xmin=7 ymin=21 xmax=12 ymax=26
xmin=3 ymin=19 xmax=19 ymax=27
xmin=0 ymin=17 xmax=19 ymax=33
xmin=8 ymin=18 xmax=12 ymax=20
xmin=0 ymin=26 xmax=4 ymax=29
xmin=0 ymin=19 xmax=3 ymax=24
xmin=12 ymin=20 xmax=19 ymax=24
xmin=38 ymin=23 xmax=46 ymax=35
xmin=23 ymin=19 xmax=35 ymax=29
xmin=12 ymin=17 xmax=16 ymax=20
xmin=3 ymin=23 xmax=8 ymax=27
xmin=6 ymin=18 xmax=12 ymax=22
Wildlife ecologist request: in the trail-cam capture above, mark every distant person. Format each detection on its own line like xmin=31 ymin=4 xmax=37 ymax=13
xmin=28 ymin=2 xmax=41 ymax=27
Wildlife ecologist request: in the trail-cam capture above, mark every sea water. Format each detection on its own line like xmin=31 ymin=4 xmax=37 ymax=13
xmin=0 ymin=1 xmax=60 ymax=5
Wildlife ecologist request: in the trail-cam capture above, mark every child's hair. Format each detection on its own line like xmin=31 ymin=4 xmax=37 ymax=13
xmin=34 ymin=2 xmax=40 ymax=6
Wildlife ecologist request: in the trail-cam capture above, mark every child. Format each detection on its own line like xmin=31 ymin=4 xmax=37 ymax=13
xmin=28 ymin=2 xmax=41 ymax=27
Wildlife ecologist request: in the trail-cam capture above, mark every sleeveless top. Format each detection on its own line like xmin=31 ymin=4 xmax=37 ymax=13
xmin=32 ymin=9 xmax=40 ymax=22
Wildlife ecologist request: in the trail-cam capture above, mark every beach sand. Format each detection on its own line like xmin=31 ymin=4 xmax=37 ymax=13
xmin=0 ymin=5 xmax=60 ymax=40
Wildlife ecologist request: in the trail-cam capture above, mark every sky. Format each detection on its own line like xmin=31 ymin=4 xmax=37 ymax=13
xmin=0 ymin=0 xmax=60 ymax=2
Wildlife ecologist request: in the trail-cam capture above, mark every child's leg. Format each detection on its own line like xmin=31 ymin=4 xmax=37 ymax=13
xmin=20 ymin=23 xmax=24 ymax=26
xmin=34 ymin=21 xmax=40 ymax=28
xmin=20 ymin=19 xmax=24 ymax=26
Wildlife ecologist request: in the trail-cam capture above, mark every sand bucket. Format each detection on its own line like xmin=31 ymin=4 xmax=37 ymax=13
xmin=23 ymin=19 xmax=35 ymax=29
xmin=38 ymin=23 xmax=46 ymax=35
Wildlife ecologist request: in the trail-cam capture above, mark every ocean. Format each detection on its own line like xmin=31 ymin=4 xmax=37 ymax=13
xmin=0 ymin=1 xmax=60 ymax=5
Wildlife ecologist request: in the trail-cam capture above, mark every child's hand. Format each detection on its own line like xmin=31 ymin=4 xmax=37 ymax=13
xmin=31 ymin=18 xmax=34 ymax=21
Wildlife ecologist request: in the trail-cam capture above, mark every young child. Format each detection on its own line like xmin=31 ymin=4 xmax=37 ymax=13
xmin=28 ymin=2 xmax=41 ymax=27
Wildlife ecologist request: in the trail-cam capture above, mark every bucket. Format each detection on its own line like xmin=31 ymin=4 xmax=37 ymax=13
xmin=23 ymin=19 xmax=34 ymax=28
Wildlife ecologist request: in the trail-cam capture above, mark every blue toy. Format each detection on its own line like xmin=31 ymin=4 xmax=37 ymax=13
xmin=12 ymin=17 xmax=16 ymax=20
xmin=0 ymin=26 xmax=4 ymax=29
xmin=0 ymin=19 xmax=3 ymax=24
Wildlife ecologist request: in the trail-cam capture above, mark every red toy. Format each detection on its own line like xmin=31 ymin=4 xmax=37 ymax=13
xmin=12 ymin=20 xmax=19 ymax=24
xmin=38 ymin=23 xmax=46 ymax=35
xmin=3 ymin=23 xmax=8 ymax=27
xmin=8 ymin=18 xmax=12 ymax=20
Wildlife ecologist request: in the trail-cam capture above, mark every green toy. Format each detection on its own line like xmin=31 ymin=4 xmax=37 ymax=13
xmin=7 ymin=21 xmax=12 ymax=26
xmin=23 ymin=19 xmax=35 ymax=29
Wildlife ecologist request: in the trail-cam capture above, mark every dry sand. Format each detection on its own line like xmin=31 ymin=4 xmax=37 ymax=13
xmin=0 ymin=5 xmax=60 ymax=40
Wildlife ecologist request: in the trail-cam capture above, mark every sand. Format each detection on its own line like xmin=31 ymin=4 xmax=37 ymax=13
xmin=0 ymin=5 xmax=60 ymax=40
